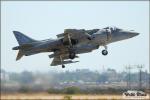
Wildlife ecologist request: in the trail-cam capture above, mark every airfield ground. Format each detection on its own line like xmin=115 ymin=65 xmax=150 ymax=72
xmin=1 ymin=93 xmax=150 ymax=100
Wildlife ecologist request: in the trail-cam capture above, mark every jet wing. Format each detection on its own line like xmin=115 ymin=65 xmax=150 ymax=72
xmin=57 ymin=29 xmax=91 ymax=42
xmin=50 ymin=56 xmax=79 ymax=66
xmin=50 ymin=56 xmax=61 ymax=66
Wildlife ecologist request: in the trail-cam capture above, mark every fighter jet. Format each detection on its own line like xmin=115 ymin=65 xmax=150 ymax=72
xmin=12 ymin=26 xmax=139 ymax=68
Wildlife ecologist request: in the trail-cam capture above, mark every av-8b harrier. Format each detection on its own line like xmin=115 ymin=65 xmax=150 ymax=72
xmin=12 ymin=26 xmax=139 ymax=68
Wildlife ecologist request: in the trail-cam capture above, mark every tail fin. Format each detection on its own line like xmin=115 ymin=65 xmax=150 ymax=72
xmin=13 ymin=31 xmax=36 ymax=45
xmin=16 ymin=50 xmax=24 ymax=60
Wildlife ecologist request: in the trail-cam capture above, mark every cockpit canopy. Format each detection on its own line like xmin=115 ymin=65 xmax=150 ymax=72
xmin=103 ymin=26 xmax=122 ymax=32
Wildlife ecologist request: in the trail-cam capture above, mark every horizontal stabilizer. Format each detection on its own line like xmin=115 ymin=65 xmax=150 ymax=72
xmin=12 ymin=44 xmax=33 ymax=50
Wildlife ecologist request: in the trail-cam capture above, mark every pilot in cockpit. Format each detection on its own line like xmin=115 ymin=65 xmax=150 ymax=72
xmin=103 ymin=26 xmax=122 ymax=32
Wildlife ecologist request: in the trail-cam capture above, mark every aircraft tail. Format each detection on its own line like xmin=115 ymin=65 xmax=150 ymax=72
xmin=16 ymin=50 xmax=24 ymax=60
xmin=13 ymin=31 xmax=36 ymax=60
xmin=13 ymin=31 xmax=36 ymax=45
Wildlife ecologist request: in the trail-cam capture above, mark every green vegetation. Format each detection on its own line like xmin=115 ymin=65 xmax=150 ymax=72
xmin=18 ymin=86 xmax=31 ymax=93
xmin=47 ymin=88 xmax=61 ymax=94
xmin=63 ymin=86 xmax=80 ymax=94
xmin=47 ymin=86 xmax=80 ymax=94
xmin=46 ymin=86 xmax=129 ymax=94
xmin=1 ymin=68 xmax=149 ymax=94
xmin=63 ymin=95 xmax=72 ymax=100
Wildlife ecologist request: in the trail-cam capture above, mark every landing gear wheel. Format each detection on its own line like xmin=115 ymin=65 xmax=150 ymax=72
xmin=102 ymin=50 xmax=108 ymax=55
xmin=62 ymin=65 xmax=65 ymax=68
xmin=69 ymin=52 xmax=76 ymax=59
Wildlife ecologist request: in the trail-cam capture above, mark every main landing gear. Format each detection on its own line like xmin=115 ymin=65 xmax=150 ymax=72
xmin=66 ymin=33 xmax=76 ymax=59
xmin=69 ymin=52 xmax=76 ymax=59
xmin=61 ymin=33 xmax=77 ymax=68
xmin=102 ymin=45 xmax=108 ymax=56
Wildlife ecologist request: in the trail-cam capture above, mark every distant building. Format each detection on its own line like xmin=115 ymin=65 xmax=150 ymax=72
xmin=106 ymin=68 xmax=118 ymax=82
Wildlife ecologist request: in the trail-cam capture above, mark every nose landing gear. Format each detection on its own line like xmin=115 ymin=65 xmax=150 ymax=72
xmin=102 ymin=50 xmax=108 ymax=55
xmin=102 ymin=45 xmax=108 ymax=55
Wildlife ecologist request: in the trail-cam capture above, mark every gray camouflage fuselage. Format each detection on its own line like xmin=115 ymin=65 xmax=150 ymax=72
xmin=12 ymin=27 xmax=139 ymax=67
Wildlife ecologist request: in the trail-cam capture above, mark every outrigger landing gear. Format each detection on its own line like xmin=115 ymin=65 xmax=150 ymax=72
xmin=102 ymin=45 xmax=108 ymax=56
xmin=62 ymin=64 xmax=65 ymax=68
xmin=60 ymin=55 xmax=65 ymax=68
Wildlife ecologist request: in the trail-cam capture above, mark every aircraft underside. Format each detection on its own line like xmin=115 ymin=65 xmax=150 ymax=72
xmin=12 ymin=27 xmax=139 ymax=68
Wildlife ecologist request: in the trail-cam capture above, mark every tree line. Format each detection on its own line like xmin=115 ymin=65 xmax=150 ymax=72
xmin=1 ymin=68 xmax=149 ymax=94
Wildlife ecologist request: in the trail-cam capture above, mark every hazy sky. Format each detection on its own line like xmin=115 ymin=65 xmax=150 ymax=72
xmin=1 ymin=1 xmax=149 ymax=72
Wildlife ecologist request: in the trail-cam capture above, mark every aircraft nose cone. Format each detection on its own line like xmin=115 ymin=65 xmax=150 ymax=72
xmin=135 ymin=32 xmax=139 ymax=36
xmin=129 ymin=32 xmax=139 ymax=37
